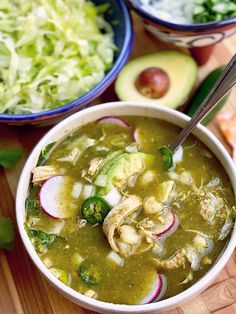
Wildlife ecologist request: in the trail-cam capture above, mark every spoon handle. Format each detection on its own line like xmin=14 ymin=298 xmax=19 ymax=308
xmin=169 ymin=53 xmax=236 ymax=153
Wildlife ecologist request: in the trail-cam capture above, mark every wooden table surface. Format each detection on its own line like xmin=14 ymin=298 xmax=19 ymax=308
xmin=0 ymin=15 xmax=236 ymax=314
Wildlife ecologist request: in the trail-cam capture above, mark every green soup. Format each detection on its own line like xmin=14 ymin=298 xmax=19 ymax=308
xmin=25 ymin=116 xmax=235 ymax=305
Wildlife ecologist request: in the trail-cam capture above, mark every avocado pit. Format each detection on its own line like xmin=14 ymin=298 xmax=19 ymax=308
xmin=135 ymin=67 xmax=170 ymax=99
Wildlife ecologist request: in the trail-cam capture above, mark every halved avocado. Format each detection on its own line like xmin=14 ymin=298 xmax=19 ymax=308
xmin=115 ymin=51 xmax=198 ymax=109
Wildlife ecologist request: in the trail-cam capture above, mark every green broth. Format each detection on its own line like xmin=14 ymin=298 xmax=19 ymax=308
xmin=25 ymin=116 xmax=235 ymax=305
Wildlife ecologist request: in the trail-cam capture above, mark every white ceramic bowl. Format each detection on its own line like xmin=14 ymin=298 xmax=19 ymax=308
xmin=16 ymin=102 xmax=236 ymax=314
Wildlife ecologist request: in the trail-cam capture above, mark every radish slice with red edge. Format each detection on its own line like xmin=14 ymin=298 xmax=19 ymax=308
xmin=97 ymin=116 xmax=130 ymax=128
xmin=133 ymin=129 xmax=139 ymax=143
xmin=155 ymin=212 xmax=178 ymax=237
xmin=39 ymin=175 xmax=76 ymax=219
xmin=140 ymin=274 xmax=167 ymax=304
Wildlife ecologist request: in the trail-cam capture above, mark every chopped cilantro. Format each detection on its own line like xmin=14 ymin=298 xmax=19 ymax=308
xmin=25 ymin=224 xmax=57 ymax=254
xmin=36 ymin=142 xmax=55 ymax=166
xmin=193 ymin=0 xmax=236 ymax=23
xmin=25 ymin=198 xmax=41 ymax=216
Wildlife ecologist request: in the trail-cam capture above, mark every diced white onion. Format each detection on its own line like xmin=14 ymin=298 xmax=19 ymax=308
xmin=125 ymin=143 xmax=138 ymax=153
xmin=86 ymin=138 xmax=96 ymax=148
xmin=103 ymin=188 xmax=122 ymax=206
xmin=84 ymin=290 xmax=98 ymax=299
xmin=173 ymin=145 xmax=183 ymax=164
xmin=168 ymin=171 xmax=179 ymax=180
xmin=94 ymin=174 xmax=107 ymax=187
xmin=106 ymin=251 xmax=124 ymax=266
xmin=95 ymin=146 xmax=109 ymax=152
xmin=42 ymin=257 xmax=53 ymax=268
xmin=82 ymin=184 xmax=94 ymax=198
xmin=71 ymin=182 xmax=83 ymax=199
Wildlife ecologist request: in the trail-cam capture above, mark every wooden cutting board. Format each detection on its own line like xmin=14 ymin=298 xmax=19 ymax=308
xmin=0 ymin=15 xmax=236 ymax=314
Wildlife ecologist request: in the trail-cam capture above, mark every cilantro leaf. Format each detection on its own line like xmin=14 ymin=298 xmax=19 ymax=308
xmin=160 ymin=146 xmax=174 ymax=171
xmin=25 ymin=198 xmax=41 ymax=217
xmin=193 ymin=0 xmax=236 ymax=23
xmin=0 ymin=149 xmax=23 ymax=168
xmin=36 ymin=142 xmax=55 ymax=166
xmin=0 ymin=218 xmax=14 ymax=250
xmin=24 ymin=224 xmax=57 ymax=254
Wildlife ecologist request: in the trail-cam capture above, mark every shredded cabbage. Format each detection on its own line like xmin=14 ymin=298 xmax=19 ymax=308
xmin=0 ymin=0 xmax=115 ymax=114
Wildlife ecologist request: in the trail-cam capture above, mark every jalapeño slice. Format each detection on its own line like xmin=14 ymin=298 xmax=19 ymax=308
xmin=81 ymin=196 xmax=111 ymax=224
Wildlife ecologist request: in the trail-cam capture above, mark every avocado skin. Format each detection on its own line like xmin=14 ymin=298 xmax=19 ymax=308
xmin=186 ymin=67 xmax=229 ymax=125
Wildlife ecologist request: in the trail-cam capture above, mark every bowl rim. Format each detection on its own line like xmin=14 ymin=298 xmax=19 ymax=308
xmin=16 ymin=101 xmax=236 ymax=313
xmin=127 ymin=0 xmax=236 ymax=32
xmin=0 ymin=0 xmax=133 ymax=122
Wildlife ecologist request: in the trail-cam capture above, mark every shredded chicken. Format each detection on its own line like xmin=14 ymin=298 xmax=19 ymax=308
xmin=31 ymin=165 xmax=58 ymax=183
xmin=57 ymin=147 xmax=81 ymax=165
xmin=88 ymin=157 xmax=103 ymax=176
xmin=200 ymin=192 xmax=224 ymax=224
xmin=153 ymin=249 xmax=186 ymax=270
xmin=138 ymin=226 xmax=156 ymax=244
xmin=77 ymin=218 xmax=87 ymax=229
xmin=180 ymin=271 xmax=193 ymax=285
xmin=103 ymin=196 xmax=142 ymax=253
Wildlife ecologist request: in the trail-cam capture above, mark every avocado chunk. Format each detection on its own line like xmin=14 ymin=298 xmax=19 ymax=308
xmin=91 ymin=150 xmax=123 ymax=180
xmin=115 ymin=51 xmax=197 ymax=109
xmin=95 ymin=152 xmax=154 ymax=195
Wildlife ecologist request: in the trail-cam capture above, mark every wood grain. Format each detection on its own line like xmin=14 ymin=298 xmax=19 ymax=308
xmin=0 ymin=14 xmax=235 ymax=314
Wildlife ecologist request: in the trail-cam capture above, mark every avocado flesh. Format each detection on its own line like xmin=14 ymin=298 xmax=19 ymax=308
xmin=95 ymin=152 xmax=154 ymax=196
xmin=115 ymin=51 xmax=197 ymax=109
xmin=91 ymin=150 xmax=123 ymax=181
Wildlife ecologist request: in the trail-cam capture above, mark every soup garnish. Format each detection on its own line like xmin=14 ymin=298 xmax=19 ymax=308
xmin=25 ymin=116 xmax=235 ymax=305
xmin=139 ymin=0 xmax=236 ymax=24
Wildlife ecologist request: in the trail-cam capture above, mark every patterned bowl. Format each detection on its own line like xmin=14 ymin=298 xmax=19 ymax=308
xmin=127 ymin=0 xmax=236 ymax=65
xmin=0 ymin=0 xmax=133 ymax=126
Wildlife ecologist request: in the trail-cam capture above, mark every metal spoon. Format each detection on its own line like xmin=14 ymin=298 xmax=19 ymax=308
xmin=169 ymin=53 xmax=236 ymax=153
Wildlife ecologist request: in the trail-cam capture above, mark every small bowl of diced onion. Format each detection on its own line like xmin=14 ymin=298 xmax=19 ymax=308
xmin=127 ymin=0 xmax=236 ymax=64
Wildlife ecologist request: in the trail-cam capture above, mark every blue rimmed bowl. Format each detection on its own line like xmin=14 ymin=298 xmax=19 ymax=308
xmin=0 ymin=0 xmax=133 ymax=126
xmin=127 ymin=0 xmax=236 ymax=65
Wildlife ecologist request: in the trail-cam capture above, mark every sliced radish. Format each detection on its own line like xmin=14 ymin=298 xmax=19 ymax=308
xmin=97 ymin=116 xmax=130 ymax=128
xmin=39 ymin=175 xmax=76 ymax=219
xmin=155 ymin=212 xmax=178 ymax=237
xmin=140 ymin=274 xmax=166 ymax=304
xmin=133 ymin=128 xmax=140 ymax=143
